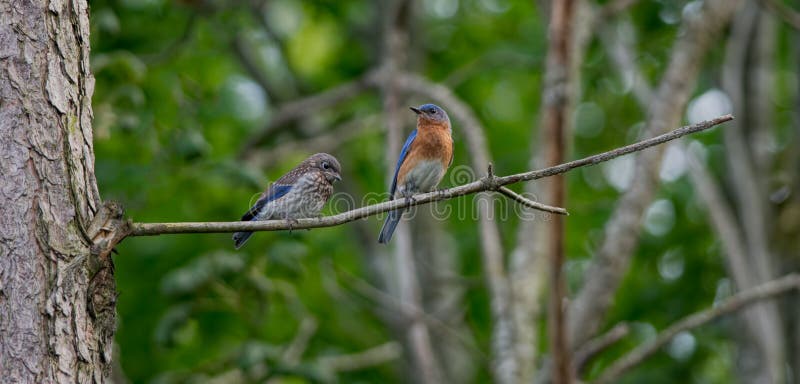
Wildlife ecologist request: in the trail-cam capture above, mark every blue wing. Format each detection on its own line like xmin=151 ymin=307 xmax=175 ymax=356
xmin=240 ymin=184 xmax=293 ymax=221
xmin=389 ymin=129 xmax=417 ymax=197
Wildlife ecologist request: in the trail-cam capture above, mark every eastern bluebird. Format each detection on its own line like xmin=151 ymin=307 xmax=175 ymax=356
xmin=378 ymin=104 xmax=453 ymax=244
xmin=233 ymin=153 xmax=342 ymax=249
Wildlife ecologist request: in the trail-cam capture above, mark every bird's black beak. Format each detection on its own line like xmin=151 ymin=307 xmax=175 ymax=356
xmin=334 ymin=174 xmax=342 ymax=182
xmin=410 ymin=107 xmax=421 ymax=114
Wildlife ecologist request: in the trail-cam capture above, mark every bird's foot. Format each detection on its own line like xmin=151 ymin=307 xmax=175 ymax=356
xmin=286 ymin=218 xmax=300 ymax=234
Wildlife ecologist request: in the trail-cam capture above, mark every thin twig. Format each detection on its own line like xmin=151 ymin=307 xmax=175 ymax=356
xmin=573 ymin=323 xmax=629 ymax=375
xmin=497 ymin=187 xmax=567 ymax=215
xmin=128 ymin=114 xmax=732 ymax=236
xmin=594 ymin=273 xmax=800 ymax=384
xmin=282 ymin=316 xmax=318 ymax=366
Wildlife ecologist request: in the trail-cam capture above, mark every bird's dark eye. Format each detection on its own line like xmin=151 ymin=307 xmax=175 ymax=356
xmin=322 ymin=161 xmax=330 ymax=170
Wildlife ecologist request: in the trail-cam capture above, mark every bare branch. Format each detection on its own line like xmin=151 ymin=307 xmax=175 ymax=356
xmin=686 ymin=148 xmax=758 ymax=289
xmin=602 ymin=17 xmax=784 ymax=381
xmin=318 ymin=342 xmax=402 ymax=373
xmin=756 ymin=0 xmax=800 ymax=30
xmin=540 ymin=0 xmax=578 ymax=381
xmin=685 ymin=144 xmax=786 ymax=379
xmin=128 ymin=114 xmax=732 ymax=236
xmin=517 ymin=1 xmax=595 ymax=379
xmin=497 ymin=186 xmax=568 ymax=215
xmin=723 ymin=3 xmax=776 ymax=285
xmin=594 ymin=273 xmax=800 ymax=384
xmin=573 ymin=323 xmax=630 ymax=375
xmin=599 ymin=19 xmax=653 ymax=105
xmin=282 ymin=317 xmax=318 ymax=366
xmin=568 ymin=0 xmax=744 ymax=350
xmin=720 ymin=6 xmax=785 ymax=380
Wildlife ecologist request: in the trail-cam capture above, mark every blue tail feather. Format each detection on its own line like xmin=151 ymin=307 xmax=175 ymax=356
xmin=378 ymin=209 xmax=404 ymax=244
xmin=233 ymin=231 xmax=253 ymax=249
xmin=234 ymin=211 xmax=257 ymax=249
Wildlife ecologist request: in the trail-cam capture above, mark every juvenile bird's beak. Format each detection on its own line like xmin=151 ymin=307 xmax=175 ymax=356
xmin=326 ymin=173 xmax=341 ymax=183
xmin=410 ymin=107 xmax=421 ymax=114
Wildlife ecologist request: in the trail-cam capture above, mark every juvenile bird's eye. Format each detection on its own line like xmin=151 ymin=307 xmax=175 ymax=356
xmin=322 ymin=161 xmax=330 ymax=170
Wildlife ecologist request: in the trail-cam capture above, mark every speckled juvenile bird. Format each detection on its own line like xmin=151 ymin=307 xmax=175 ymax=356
xmin=379 ymin=104 xmax=453 ymax=244
xmin=233 ymin=153 xmax=342 ymax=249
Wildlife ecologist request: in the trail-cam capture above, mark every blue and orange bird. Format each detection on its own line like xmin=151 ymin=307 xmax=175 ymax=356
xmin=378 ymin=104 xmax=453 ymax=244
xmin=233 ymin=153 xmax=342 ymax=249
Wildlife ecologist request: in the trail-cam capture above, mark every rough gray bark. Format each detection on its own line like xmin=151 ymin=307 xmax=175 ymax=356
xmin=0 ymin=0 xmax=118 ymax=382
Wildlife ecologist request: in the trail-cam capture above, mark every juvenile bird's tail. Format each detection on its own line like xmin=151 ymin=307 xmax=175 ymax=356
xmin=233 ymin=209 xmax=258 ymax=249
xmin=233 ymin=231 xmax=254 ymax=249
xmin=378 ymin=208 xmax=404 ymax=244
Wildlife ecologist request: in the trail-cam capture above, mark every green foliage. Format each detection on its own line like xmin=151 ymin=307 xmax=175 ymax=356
xmin=89 ymin=0 xmax=776 ymax=382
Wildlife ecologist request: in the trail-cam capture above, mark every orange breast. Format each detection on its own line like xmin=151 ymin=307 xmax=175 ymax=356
xmin=414 ymin=124 xmax=453 ymax=167
xmin=396 ymin=124 xmax=453 ymax=190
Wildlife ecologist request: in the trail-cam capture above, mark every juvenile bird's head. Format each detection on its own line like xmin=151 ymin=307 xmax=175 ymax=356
xmin=307 ymin=153 xmax=342 ymax=183
xmin=410 ymin=103 xmax=450 ymax=127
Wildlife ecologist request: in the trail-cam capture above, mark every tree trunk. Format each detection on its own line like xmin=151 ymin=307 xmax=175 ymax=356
xmin=0 ymin=0 xmax=120 ymax=382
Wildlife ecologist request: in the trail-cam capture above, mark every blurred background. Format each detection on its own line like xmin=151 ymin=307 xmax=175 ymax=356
xmin=90 ymin=0 xmax=800 ymax=382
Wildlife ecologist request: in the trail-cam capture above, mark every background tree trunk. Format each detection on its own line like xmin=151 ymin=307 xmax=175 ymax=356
xmin=0 ymin=0 xmax=116 ymax=382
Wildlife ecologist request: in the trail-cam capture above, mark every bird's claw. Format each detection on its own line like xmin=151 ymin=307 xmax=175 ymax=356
xmin=286 ymin=218 xmax=300 ymax=234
